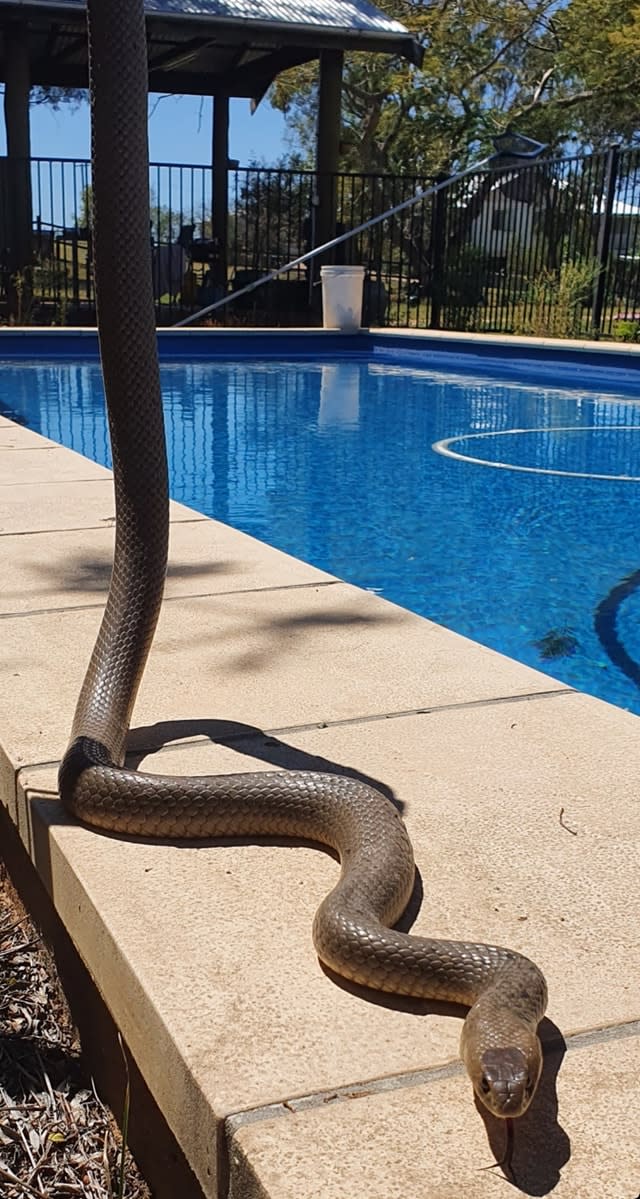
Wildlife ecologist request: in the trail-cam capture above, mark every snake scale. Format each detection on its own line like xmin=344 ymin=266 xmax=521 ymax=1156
xmin=58 ymin=0 xmax=548 ymax=1121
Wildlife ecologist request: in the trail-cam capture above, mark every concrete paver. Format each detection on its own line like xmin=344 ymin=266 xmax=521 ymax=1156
xmin=228 ymin=1034 xmax=640 ymax=1198
xmin=1 ymin=476 xmax=205 ymax=537
xmin=0 ymin=477 xmax=122 ymax=534
xmin=0 ymin=424 xmax=58 ymax=448
xmin=0 ymin=518 xmax=333 ymax=615
xmin=17 ymin=689 xmax=640 ymax=1196
xmin=370 ymin=326 xmax=640 ymax=355
xmin=0 ymin=578 xmax=567 ymax=775
xmin=0 ymin=443 xmax=111 ymax=484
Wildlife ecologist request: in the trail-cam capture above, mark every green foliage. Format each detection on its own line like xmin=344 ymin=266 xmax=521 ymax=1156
xmin=79 ymin=184 xmax=92 ymax=230
xmin=32 ymin=254 xmax=68 ymax=294
xmin=270 ymin=0 xmax=640 ymax=175
xmin=10 ymin=269 xmax=33 ymax=324
xmin=150 ymin=201 xmax=183 ymax=243
xmin=516 ymin=257 xmax=600 ymax=338
xmin=80 ymin=183 xmax=187 ymax=243
xmin=553 ymin=0 xmax=640 ymax=146
xmin=230 ymin=163 xmax=313 ymax=268
xmin=612 ymin=318 xmax=640 ymax=341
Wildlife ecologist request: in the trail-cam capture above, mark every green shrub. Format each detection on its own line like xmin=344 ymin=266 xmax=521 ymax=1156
xmin=611 ymin=318 xmax=640 ymax=343
xmin=516 ymin=258 xmax=600 ymax=339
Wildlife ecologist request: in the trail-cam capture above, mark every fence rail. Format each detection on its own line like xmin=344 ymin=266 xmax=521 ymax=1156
xmin=0 ymin=145 xmax=639 ymax=338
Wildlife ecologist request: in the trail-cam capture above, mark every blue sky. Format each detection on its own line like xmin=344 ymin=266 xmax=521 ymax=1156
xmin=1 ymin=93 xmax=291 ymax=166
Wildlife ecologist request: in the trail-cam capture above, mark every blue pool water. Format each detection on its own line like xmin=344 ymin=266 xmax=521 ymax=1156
xmin=4 ymin=352 xmax=640 ymax=715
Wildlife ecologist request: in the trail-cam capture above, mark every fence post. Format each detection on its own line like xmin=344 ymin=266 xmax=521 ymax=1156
xmin=212 ymin=94 xmax=229 ymax=298
xmin=429 ymin=173 xmax=448 ymax=329
xmin=591 ymin=143 xmax=620 ymax=336
xmin=71 ymin=231 xmax=80 ymax=311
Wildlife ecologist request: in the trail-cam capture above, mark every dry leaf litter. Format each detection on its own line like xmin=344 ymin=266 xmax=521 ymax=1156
xmin=0 ymin=862 xmax=152 ymax=1198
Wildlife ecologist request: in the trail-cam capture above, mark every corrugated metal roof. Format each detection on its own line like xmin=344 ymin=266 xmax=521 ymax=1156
xmin=21 ymin=0 xmax=411 ymax=37
xmin=156 ymin=0 xmax=409 ymax=36
xmin=2 ymin=0 xmax=423 ymax=93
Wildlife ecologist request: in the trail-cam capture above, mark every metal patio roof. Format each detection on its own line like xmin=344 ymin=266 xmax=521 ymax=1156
xmin=0 ymin=0 xmax=422 ymax=98
xmin=20 ymin=0 xmax=412 ymax=36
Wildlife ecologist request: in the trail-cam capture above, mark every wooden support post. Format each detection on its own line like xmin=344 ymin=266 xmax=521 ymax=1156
xmin=211 ymin=93 xmax=229 ymax=297
xmin=3 ymin=24 xmax=32 ymax=319
xmin=315 ymin=50 xmax=343 ymax=269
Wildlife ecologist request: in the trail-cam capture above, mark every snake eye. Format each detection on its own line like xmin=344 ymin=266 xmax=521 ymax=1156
xmin=480 ymin=1075 xmax=491 ymax=1095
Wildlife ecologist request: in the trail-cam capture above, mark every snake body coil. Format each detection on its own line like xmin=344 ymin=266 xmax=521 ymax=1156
xmin=59 ymin=0 xmax=547 ymax=1120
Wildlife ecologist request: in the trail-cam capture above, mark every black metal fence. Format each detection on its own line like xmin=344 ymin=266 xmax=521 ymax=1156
xmin=1 ymin=144 xmax=639 ymax=338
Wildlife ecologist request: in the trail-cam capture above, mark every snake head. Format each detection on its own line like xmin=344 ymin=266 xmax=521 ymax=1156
xmin=475 ymin=1046 xmax=542 ymax=1118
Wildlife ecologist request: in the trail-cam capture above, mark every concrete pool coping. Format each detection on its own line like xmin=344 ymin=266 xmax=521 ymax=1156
xmin=1 ymin=335 xmax=640 ymax=1197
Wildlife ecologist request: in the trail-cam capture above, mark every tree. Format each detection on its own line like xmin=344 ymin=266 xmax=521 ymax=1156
xmin=78 ymin=182 xmax=186 ymax=243
xmin=30 ymin=87 xmax=87 ymax=111
xmin=270 ymin=0 xmax=640 ymax=177
xmin=548 ymin=0 xmax=640 ymax=145
xmin=79 ymin=183 xmax=92 ymax=230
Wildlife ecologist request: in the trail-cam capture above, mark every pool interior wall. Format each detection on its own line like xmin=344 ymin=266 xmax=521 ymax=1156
xmin=2 ymin=327 xmax=640 ymax=432
xmin=2 ymin=325 xmax=640 ymax=382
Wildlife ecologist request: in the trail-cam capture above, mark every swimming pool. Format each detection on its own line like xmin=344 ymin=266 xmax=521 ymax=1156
xmin=3 ymin=333 xmax=640 ymax=715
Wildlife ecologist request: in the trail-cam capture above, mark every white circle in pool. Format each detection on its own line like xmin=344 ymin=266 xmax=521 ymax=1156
xmin=432 ymin=425 xmax=640 ymax=481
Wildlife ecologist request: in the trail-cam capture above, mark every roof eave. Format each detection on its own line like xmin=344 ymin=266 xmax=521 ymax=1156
xmin=150 ymin=9 xmax=423 ymax=65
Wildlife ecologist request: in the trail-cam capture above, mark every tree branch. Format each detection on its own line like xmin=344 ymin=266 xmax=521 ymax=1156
xmin=530 ymin=65 xmax=555 ymax=105
xmin=515 ymin=75 xmax=639 ymax=120
xmin=380 ymin=96 xmax=408 ymax=159
xmin=462 ymin=22 xmax=540 ymax=89
xmin=148 ymin=93 xmax=174 ymax=119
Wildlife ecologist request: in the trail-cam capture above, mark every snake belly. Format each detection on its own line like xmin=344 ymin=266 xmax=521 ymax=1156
xmin=58 ymin=0 xmax=548 ymax=1121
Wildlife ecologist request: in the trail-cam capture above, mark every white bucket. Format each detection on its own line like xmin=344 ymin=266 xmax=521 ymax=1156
xmin=320 ymin=264 xmax=366 ymax=332
xmin=319 ymin=362 xmax=361 ymax=428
